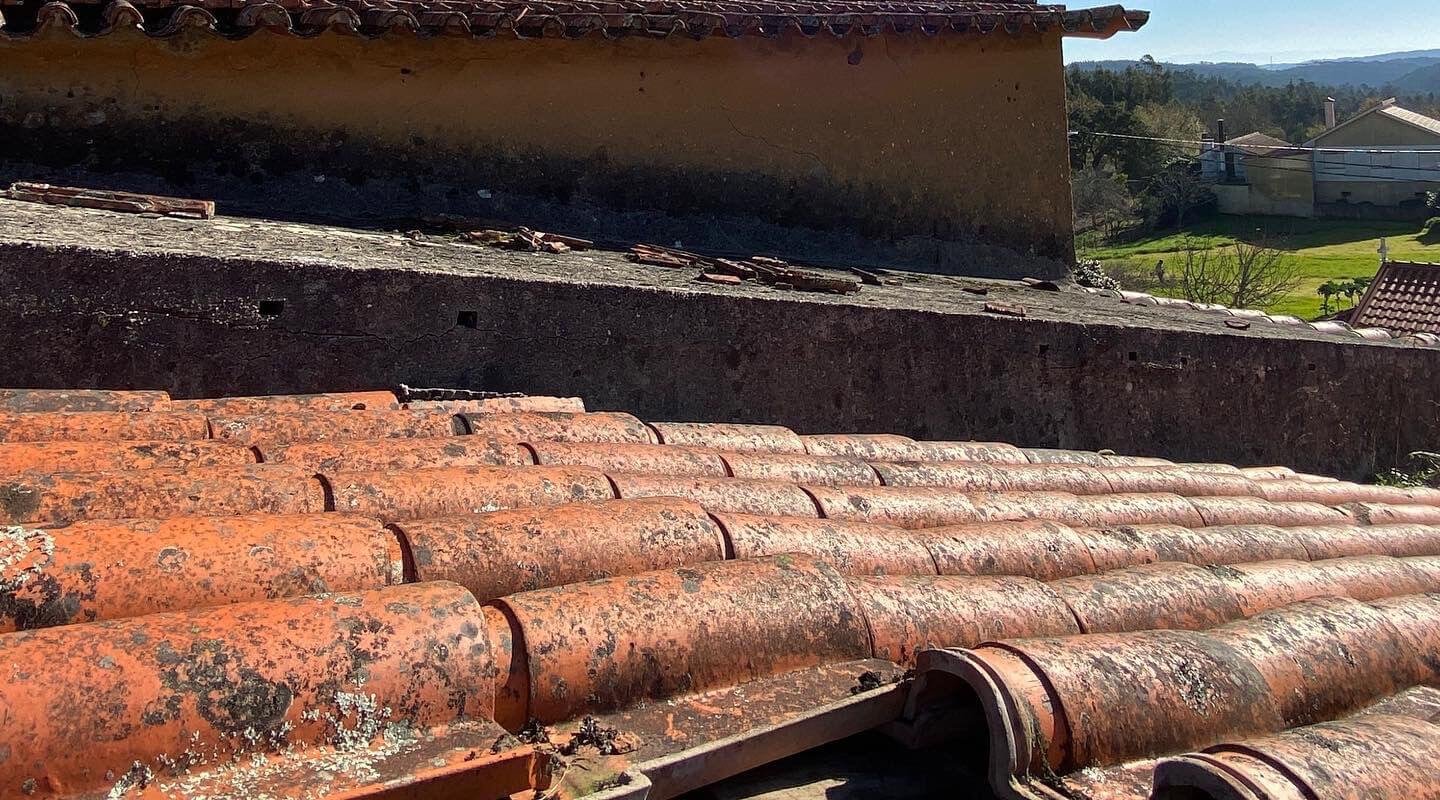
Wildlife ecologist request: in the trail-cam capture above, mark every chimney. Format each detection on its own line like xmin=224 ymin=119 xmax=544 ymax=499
xmin=1325 ymin=97 xmax=1337 ymax=129
xmin=1218 ymin=118 xmax=1236 ymax=182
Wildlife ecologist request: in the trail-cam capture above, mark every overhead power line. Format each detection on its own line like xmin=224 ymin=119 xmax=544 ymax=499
xmin=1070 ymin=130 xmax=1440 ymax=156
xmin=1079 ymin=136 xmax=1440 ymax=183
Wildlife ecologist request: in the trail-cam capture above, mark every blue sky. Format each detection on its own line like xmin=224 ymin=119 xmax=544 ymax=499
xmin=1064 ymin=1 xmax=1440 ymax=64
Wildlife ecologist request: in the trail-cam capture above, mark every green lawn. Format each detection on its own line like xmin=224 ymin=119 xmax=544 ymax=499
xmin=1079 ymin=216 xmax=1439 ymax=319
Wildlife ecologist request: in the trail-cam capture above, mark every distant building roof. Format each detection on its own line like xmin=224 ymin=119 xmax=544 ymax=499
xmin=0 ymin=0 xmax=1149 ymax=41
xmin=1352 ymin=260 xmax=1440 ymax=336
xmin=1380 ymin=104 xmax=1440 ymax=138
xmin=1225 ymin=132 xmax=1302 ymax=157
xmin=1309 ymin=98 xmax=1440 ymax=145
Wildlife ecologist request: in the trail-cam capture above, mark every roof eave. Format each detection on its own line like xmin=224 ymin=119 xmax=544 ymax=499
xmin=1060 ymin=7 xmax=1149 ymax=39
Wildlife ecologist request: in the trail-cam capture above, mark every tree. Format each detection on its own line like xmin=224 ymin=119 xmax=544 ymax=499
xmin=1135 ymin=102 xmax=1205 ymax=148
xmin=1339 ymin=279 xmax=1364 ymax=307
xmin=1317 ymin=281 xmax=1342 ymax=315
xmin=1072 ymin=165 xmax=1133 ymax=234
xmin=1141 ymin=161 xmax=1216 ymax=229
xmin=1180 ymin=239 xmax=1302 ymax=310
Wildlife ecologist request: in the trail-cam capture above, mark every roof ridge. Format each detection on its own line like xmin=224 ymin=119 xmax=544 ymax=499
xmin=0 ymin=0 xmax=1150 ymax=40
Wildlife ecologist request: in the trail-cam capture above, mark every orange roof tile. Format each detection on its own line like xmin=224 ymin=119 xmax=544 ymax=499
xmin=0 ymin=0 xmax=1149 ymax=41
xmin=1 ymin=384 xmax=1437 ymax=799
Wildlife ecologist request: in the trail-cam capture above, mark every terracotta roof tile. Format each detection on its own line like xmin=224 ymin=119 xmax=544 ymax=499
xmin=0 ymin=0 xmax=1150 ymax=41
xmin=720 ymin=451 xmax=881 ymax=486
xmin=0 ymin=410 xmax=209 ymax=443
xmin=323 ymin=464 xmax=615 ymax=521
xmin=459 ymin=410 xmax=655 ymax=443
xmin=649 ymin=421 xmax=806 ymax=454
xmin=4 ymin=384 xmax=1440 ymax=800
xmin=260 ymin=435 xmax=533 ymax=471
xmin=922 ymin=520 xmax=1099 ymax=579
xmin=610 ymin=473 xmax=823 ymax=516
xmin=395 ymin=498 xmax=728 ymax=599
xmin=0 ymin=388 xmax=170 ymax=413
xmin=0 ymin=438 xmax=257 ymax=473
xmin=907 ymin=593 xmax=1440 ymax=799
xmin=209 ymin=409 xmax=464 ymax=445
xmin=490 ymin=554 xmax=871 ymax=724
xmin=526 ymin=439 xmax=729 ymax=477
xmin=1156 ymin=707 xmax=1440 ymax=800
xmin=715 ymin=512 xmax=939 ymax=574
xmin=3 ymin=465 xmax=328 ymax=524
xmin=0 ymin=513 xmax=401 ymax=631
xmin=1351 ymin=261 xmax=1440 ymax=336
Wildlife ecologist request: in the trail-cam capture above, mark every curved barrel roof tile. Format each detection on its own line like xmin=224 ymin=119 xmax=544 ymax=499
xmin=0 ymin=383 xmax=1435 ymax=800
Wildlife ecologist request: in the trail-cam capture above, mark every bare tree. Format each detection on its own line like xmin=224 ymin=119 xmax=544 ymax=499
xmin=1072 ymin=165 xmax=1132 ymax=235
xmin=1142 ymin=161 xmax=1215 ymax=230
xmin=1179 ymin=239 xmax=1302 ymax=310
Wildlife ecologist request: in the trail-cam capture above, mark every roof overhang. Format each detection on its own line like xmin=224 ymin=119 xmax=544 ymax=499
xmin=1058 ymin=5 xmax=1151 ymax=39
xmin=0 ymin=0 xmax=1152 ymax=42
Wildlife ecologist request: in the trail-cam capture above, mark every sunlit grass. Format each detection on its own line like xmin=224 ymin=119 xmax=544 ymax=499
xmin=1079 ymin=216 xmax=1438 ymax=319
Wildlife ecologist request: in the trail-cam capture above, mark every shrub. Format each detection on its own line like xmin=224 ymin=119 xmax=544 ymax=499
xmin=1071 ymin=259 xmax=1121 ymax=291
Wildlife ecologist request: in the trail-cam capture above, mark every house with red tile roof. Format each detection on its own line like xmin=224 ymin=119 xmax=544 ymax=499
xmin=1351 ymin=259 xmax=1440 ymax=340
xmin=0 ymin=0 xmax=1144 ymax=277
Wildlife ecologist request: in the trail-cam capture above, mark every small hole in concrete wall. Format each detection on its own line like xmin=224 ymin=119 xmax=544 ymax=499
xmin=457 ymin=310 xmax=479 ymax=329
xmin=1180 ymin=356 xmax=1188 ymax=367
xmin=258 ymin=300 xmax=285 ymax=317
xmin=1308 ymin=363 xmax=1317 ymax=371
xmin=1038 ymin=344 xmax=1049 ymax=356
xmin=1128 ymin=352 xmax=1138 ymax=362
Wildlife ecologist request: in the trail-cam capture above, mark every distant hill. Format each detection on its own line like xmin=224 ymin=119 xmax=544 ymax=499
xmin=1394 ymin=62 xmax=1440 ymax=94
xmin=1321 ymin=49 xmax=1440 ymax=64
xmin=1073 ymin=51 xmax=1440 ymax=93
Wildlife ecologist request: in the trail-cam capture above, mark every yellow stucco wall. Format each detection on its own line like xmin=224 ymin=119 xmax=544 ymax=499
xmin=0 ymin=27 xmax=1075 ymax=263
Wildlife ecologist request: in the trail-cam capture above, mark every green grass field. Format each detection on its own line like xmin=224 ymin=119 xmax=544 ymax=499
xmin=1079 ymin=216 xmax=1440 ymax=319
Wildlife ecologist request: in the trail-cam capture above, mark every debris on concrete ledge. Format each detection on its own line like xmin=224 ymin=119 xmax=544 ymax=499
xmin=629 ymin=244 xmax=861 ymax=295
xmin=462 ymin=227 xmax=592 ymax=254
xmin=6 ymin=182 xmax=215 ymax=219
xmin=983 ymin=301 xmax=1027 ymax=318
xmin=1021 ymin=277 xmax=1062 ymax=291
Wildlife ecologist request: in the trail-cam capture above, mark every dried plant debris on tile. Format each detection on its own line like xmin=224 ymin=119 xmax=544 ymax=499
xmin=559 ymin=716 xmax=637 ymax=757
xmin=516 ymin=718 xmax=554 ymax=745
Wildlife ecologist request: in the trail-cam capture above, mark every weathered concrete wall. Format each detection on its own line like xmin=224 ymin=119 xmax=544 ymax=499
xmin=2 ymin=238 xmax=1438 ymax=479
xmin=0 ymin=28 xmax=1074 ymax=276
xmin=1241 ymin=153 xmax=1315 ymax=217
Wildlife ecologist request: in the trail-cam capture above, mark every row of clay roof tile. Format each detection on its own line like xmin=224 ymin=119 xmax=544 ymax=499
xmin=1080 ymin=285 xmax=1430 ymax=344
xmin=903 ymin=593 xmax=1440 ymax=799
xmin=0 ymin=0 xmax=1147 ymax=40
xmin=13 ymin=497 xmax=1440 ymax=633
xmin=2 ymin=386 xmax=1438 ymax=799
xmin=1351 ymin=260 xmax=1440 ymax=339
